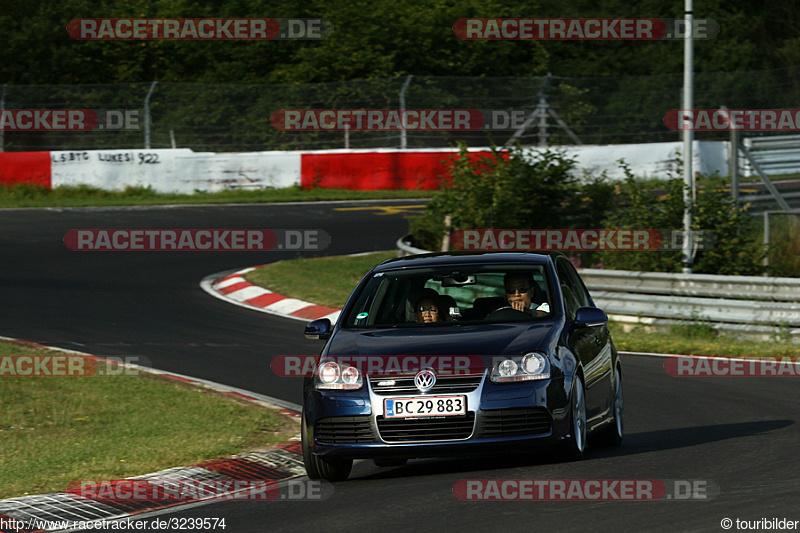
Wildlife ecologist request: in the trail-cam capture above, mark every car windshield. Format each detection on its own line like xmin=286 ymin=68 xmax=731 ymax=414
xmin=343 ymin=264 xmax=552 ymax=328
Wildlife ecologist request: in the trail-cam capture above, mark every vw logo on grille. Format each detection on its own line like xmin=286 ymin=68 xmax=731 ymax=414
xmin=414 ymin=368 xmax=436 ymax=392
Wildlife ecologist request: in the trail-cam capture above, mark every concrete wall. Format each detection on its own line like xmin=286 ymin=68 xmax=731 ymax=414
xmin=1 ymin=141 xmax=729 ymax=191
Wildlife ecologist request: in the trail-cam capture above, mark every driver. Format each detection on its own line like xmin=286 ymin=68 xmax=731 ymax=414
xmin=504 ymin=273 xmax=550 ymax=314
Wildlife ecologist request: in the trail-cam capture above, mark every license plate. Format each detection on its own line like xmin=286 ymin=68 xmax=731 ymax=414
xmin=384 ymin=396 xmax=466 ymax=419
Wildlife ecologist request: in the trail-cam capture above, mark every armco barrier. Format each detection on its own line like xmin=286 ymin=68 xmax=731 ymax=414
xmin=396 ymin=235 xmax=800 ymax=341
xmin=578 ymin=269 xmax=800 ymax=302
xmin=589 ymin=291 xmax=800 ymax=327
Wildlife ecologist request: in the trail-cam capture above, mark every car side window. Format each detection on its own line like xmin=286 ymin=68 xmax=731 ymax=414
xmin=561 ymin=260 xmax=592 ymax=309
xmin=556 ymin=260 xmax=583 ymax=321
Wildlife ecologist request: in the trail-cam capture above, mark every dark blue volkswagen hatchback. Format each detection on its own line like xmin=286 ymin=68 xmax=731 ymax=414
xmin=302 ymin=252 xmax=623 ymax=481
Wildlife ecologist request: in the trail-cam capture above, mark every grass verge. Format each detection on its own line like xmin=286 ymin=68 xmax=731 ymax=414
xmin=244 ymin=251 xmax=397 ymax=308
xmin=244 ymin=251 xmax=800 ymax=356
xmin=0 ymin=340 xmax=298 ymax=500
xmin=0 ymin=184 xmax=430 ymax=209
xmin=611 ymin=322 xmax=799 ymax=357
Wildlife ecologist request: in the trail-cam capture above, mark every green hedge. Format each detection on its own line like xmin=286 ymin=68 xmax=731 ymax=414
xmin=409 ymin=144 xmax=789 ymax=276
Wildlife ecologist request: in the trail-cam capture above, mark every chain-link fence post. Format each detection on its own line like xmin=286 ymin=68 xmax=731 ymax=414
xmin=399 ymin=75 xmax=413 ymax=149
xmin=144 ymin=81 xmax=158 ymax=149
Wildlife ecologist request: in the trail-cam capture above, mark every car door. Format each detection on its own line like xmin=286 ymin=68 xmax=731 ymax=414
xmin=556 ymin=258 xmax=612 ymax=424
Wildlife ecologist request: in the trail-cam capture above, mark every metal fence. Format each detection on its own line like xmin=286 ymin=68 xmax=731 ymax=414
xmin=1 ymin=65 xmax=799 ymax=152
xmin=742 ymin=135 xmax=800 ymax=176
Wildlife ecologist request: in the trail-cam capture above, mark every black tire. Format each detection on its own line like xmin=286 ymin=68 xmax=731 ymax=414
xmin=301 ymin=414 xmax=353 ymax=482
xmin=593 ymin=367 xmax=623 ymax=447
xmin=560 ymin=374 xmax=587 ymax=461
xmin=373 ymin=458 xmax=408 ymax=468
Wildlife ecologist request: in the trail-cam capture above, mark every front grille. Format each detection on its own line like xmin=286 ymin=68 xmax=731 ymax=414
xmin=377 ymin=412 xmax=475 ymax=442
xmin=315 ymin=416 xmax=375 ymax=444
xmin=479 ymin=407 xmax=552 ymax=437
xmin=370 ymin=373 xmax=484 ymax=396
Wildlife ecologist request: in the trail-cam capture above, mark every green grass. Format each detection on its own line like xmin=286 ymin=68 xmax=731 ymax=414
xmin=244 ymin=251 xmax=397 ymax=308
xmin=0 ymin=340 xmax=298 ymax=499
xmin=0 ymin=184 xmax=431 ymax=209
xmin=611 ymin=322 xmax=800 ymax=357
xmin=245 ymin=252 xmax=800 ymax=356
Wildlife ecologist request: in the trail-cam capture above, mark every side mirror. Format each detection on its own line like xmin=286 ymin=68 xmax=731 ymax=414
xmin=304 ymin=318 xmax=332 ymax=340
xmin=573 ymin=307 xmax=608 ymax=328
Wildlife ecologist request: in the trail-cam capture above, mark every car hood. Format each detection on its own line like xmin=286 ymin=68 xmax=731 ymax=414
xmin=326 ymin=321 xmax=557 ymax=358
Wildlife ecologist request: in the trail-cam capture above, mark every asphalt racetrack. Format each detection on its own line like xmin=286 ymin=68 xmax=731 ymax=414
xmin=1 ymin=201 xmax=798 ymax=532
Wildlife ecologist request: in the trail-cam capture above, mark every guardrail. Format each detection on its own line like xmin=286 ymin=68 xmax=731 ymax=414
xmin=578 ymin=269 xmax=800 ymax=302
xmin=396 ymin=236 xmax=430 ymax=257
xmin=742 ymin=135 xmax=800 ymax=176
xmin=396 ymin=235 xmax=800 ymax=341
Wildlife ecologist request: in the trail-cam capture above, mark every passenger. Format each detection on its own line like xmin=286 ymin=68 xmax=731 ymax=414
xmin=504 ymin=273 xmax=550 ymax=314
xmin=411 ymin=288 xmax=443 ymax=323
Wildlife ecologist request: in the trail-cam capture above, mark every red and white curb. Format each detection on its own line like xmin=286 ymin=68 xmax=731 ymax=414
xmin=203 ymin=266 xmax=342 ymax=323
xmin=0 ymin=338 xmax=305 ymax=533
xmin=0 ymin=440 xmax=307 ymax=533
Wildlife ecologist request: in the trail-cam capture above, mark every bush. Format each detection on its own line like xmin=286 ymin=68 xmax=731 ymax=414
xmin=598 ymin=170 xmax=764 ymax=275
xmin=409 ymin=147 xmax=779 ymax=276
xmin=408 ymin=143 xmax=614 ymax=254
xmin=691 ymin=177 xmax=764 ymax=275
xmin=763 ymin=215 xmax=800 ymax=278
xmin=597 ymin=163 xmax=685 ymax=272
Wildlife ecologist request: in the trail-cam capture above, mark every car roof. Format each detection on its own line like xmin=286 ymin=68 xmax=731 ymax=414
xmin=372 ymin=251 xmax=560 ymax=272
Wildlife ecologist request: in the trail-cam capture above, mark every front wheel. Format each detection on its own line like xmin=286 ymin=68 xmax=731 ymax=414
xmin=302 ymin=414 xmax=353 ymax=482
xmin=560 ymin=374 xmax=587 ymax=460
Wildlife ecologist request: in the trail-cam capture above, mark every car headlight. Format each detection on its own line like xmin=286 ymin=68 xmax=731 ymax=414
xmin=522 ymin=353 xmax=546 ymax=374
xmin=491 ymin=352 xmax=550 ymax=383
xmin=318 ymin=361 xmax=339 ymax=384
xmin=341 ymin=366 xmax=360 ymax=385
xmin=315 ymin=360 xmax=364 ymax=390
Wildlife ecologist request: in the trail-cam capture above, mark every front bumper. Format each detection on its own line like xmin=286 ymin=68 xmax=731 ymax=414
xmin=305 ymin=372 xmax=570 ymax=459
